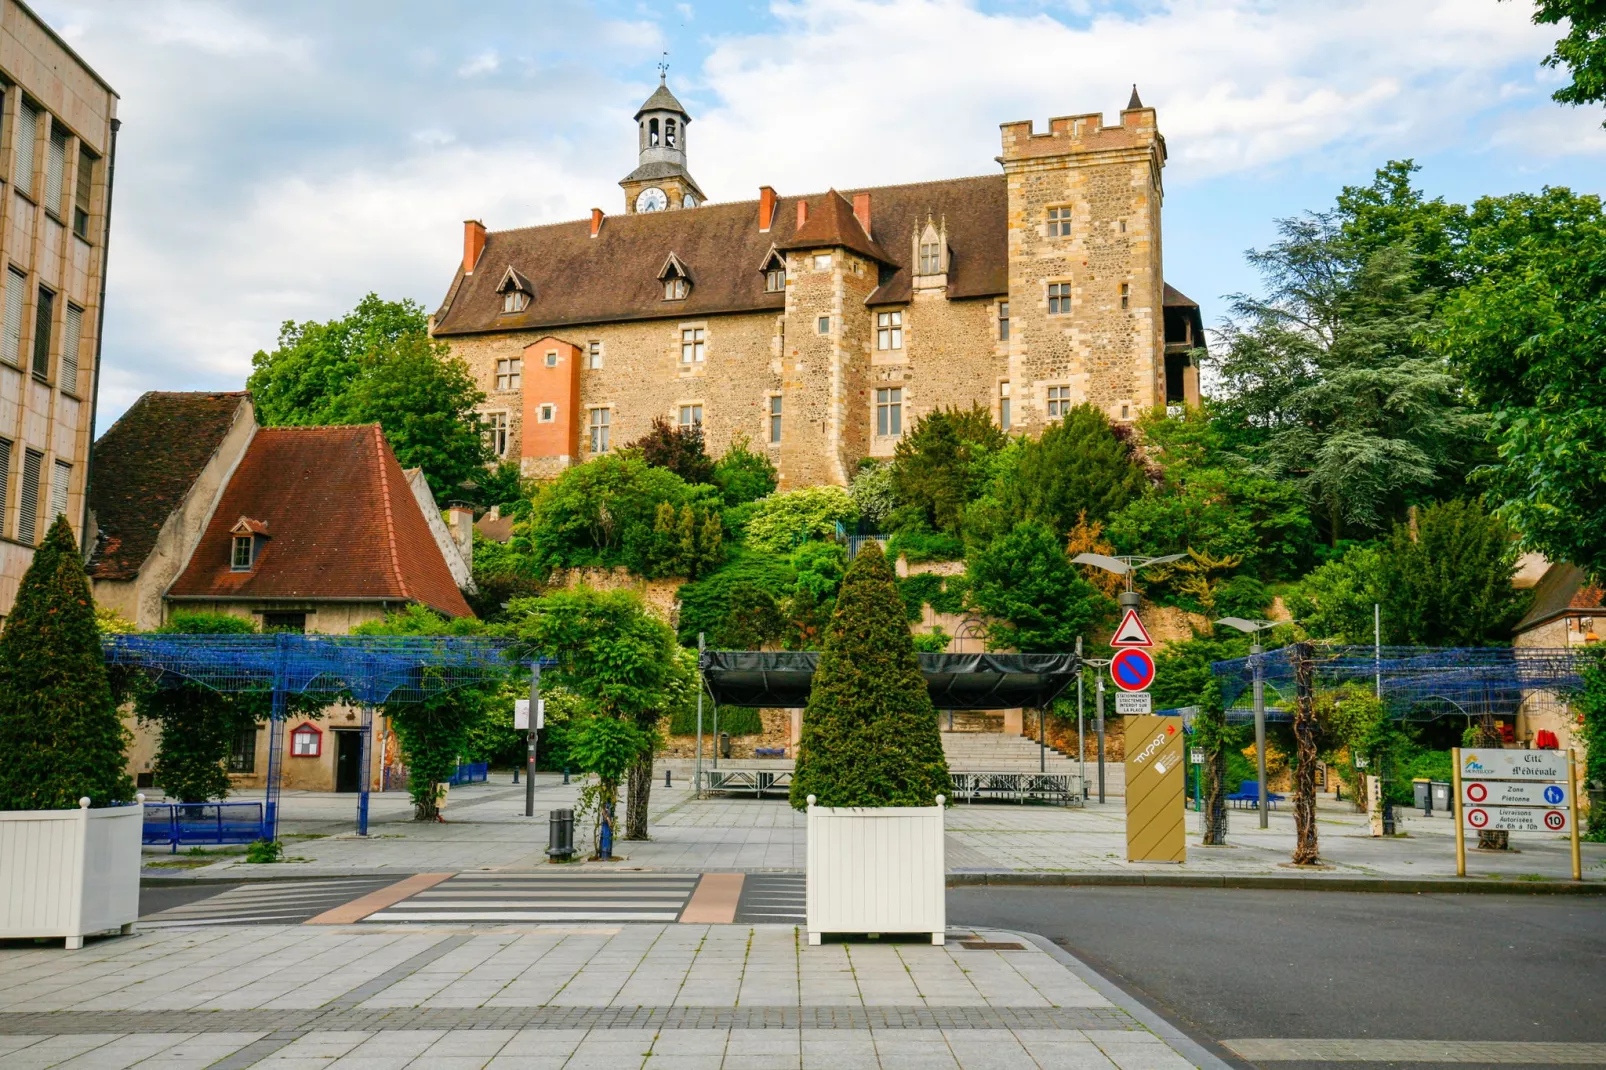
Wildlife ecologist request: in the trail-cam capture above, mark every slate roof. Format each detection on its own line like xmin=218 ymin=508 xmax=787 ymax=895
xmin=1514 ymin=561 xmax=1604 ymax=634
xmin=87 ymin=391 xmax=250 ymax=581
xmin=777 ymin=189 xmax=894 ymax=265
xmin=635 ymin=80 xmax=689 ymax=120
xmin=432 ymin=174 xmax=1012 ymax=336
xmin=166 ymin=425 xmax=472 ymax=617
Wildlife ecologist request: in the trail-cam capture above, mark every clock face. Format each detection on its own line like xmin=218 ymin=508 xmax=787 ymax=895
xmin=635 ymin=187 xmax=668 ymax=213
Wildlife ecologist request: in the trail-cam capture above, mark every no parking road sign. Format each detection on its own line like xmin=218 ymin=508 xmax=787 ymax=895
xmin=1110 ymin=648 xmax=1155 ymax=692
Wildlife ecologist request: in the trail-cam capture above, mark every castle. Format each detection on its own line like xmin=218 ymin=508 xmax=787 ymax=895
xmin=431 ymin=78 xmax=1203 ymax=488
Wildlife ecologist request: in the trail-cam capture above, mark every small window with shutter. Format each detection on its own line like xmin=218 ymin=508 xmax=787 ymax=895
xmin=74 ymin=150 xmax=95 ymax=239
xmin=14 ymin=103 xmax=35 ymax=198
xmin=50 ymin=460 xmax=68 ymax=526
xmin=0 ymin=438 xmax=11 ymax=539
xmin=62 ymin=304 xmax=81 ymax=393
xmin=2 ymin=269 xmax=23 ymax=367
xmin=17 ymin=448 xmax=42 ymax=545
xmin=44 ymin=127 xmax=65 ymax=218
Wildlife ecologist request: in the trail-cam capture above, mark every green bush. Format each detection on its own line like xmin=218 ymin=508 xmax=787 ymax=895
xmin=890 ymin=406 xmax=1007 ymax=534
xmin=887 ymin=528 xmax=965 ymax=563
xmin=848 ymin=460 xmax=896 ymax=530
xmin=245 ymin=839 xmax=283 ymax=864
xmin=742 ymin=486 xmax=857 ymax=554
xmin=968 ymin=521 xmax=1106 ymax=652
xmin=790 ymin=542 xmax=951 ymax=808
xmin=521 ymin=454 xmax=716 ymax=575
xmin=713 ymin=438 xmax=778 ymax=505
xmin=675 ymin=549 xmax=796 ymax=647
xmin=668 ymin=704 xmax=763 ymax=736
xmin=0 ymin=517 xmax=135 ymax=810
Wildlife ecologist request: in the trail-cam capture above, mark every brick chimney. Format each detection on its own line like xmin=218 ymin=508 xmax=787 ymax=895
xmin=462 ymin=219 xmax=486 ymax=275
xmin=590 ymin=208 xmax=604 ymax=238
xmin=796 ymin=199 xmax=808 ymax=229
xmin=759 ymin=186 xmax=777 ymax=232
xmin=447 ymin=504 xmax=474 ymax=570
xmin=852 ymin=192 xmax=871 ymax=235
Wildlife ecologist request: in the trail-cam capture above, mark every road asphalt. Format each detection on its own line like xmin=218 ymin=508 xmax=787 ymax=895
xmin=948 ymin=885 xmax=1606 ymax=1069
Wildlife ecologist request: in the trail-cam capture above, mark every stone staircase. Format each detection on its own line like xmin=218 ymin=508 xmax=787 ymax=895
xmin=940 ymin=730 xmax=1079 ymax=773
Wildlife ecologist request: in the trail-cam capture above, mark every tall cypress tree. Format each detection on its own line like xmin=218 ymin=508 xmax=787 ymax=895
xmin=790 ymin=542 xmax=950 ymax=808
xmin=0 ymin=516 xmax=133 ymax=810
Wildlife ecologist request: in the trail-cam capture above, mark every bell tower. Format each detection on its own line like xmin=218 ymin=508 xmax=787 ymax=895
xmin=621 ymin=71 xmax=707 ymax=214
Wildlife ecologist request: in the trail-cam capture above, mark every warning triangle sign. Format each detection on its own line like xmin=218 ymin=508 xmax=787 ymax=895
xmin=1110 ymin=608 xmax=1153 ymax=648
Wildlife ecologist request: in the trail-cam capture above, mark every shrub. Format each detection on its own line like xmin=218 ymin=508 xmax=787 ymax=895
xmin=713 ymin=437 xmax=778 ymax=505
xmin=246 ymin=839 xmax=283 ymax=864
xmin=791 ymin=541 xmax=847 ymax=602
xmin=675 ymin=549 xmax=797 ymax=647
xmin=668 ymin=704 xmax=763 ymax=736
xmin=848 ymin=460 xmax=896 ymax=530
xmin=641 ymin=502 xmax=724 ymax=579
xmin=790 ymin=542 xmax=950 ymax=808
xmin=968 ymin=521 xmax=1107 ymax=652
xmin=886 ymin=528 xmax=965 ymax=563
xmin=898 ymin=573 xmax=969 ymax=622
xmin=626 ymin=416 xmax=716 ymax=485
xmin=890 ymin=406 xmax=1006 ymax=534
xmin=0 ymin=517 xmax=134 ymax=810
xmin=522 ymin=454 xmax=712 ymax=574
xmin=743 ymin=486 xmax=858 ymax=554
xmin=1000 ymin=403 xmax=1149 ymax=534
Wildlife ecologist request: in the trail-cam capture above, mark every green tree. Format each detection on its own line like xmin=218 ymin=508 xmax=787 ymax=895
xmin=675 ymin=549 xmax=797 ymax=647
xmin=789 ymin=543 xmax=951 ymax=808
xmin=0 ymin=517 xmax=134 ymax=810
xmin=1436 ymin=192 xmax=1606 ymax=578
xmin=520 ymin=454 xmax=713 ymax=575
xmin=967 ymin=521 xmax=1107 ymax=652
xmin=627 ymin=416 xmax=716 ymax=485
xmin=1374 ymin=498 xmax=1530 ymax=647
xmin=513 ymin=587 xmax=679 ymax=840
xmin=1576 ymin=650 xmax=1606 ymax=841
xmin=743 ymin=486 xmax=858 ymax=554
xmin=848 ymin=460 xmax=897 ymax=530
xmin=712 ymin=437 xmax=778 ymax=505
xmin=992 ymin=404 xmax=1148 ymax=539
xmin=247 ymin=295 xmax=491 ymax=500
xmin=1528 ymin=0 xmax=1606 ymax=121
xmin=1286 ymin=545 xmax=1387 ymax=645
xmin=890 ymin=406 xmax=1007 ymax=535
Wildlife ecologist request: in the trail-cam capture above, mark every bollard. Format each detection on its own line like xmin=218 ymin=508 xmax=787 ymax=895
xmin=719 ymin=732 xmax=731 ymax=760
xmin=512 ymin=765 xmax=520 ymax=785
xmin=546 ymin=807 xmax=574 ymax=862
xmin=562 ymin=767 xmax=570 ymax=785
xmin=665 ymin=768 xmax=672 ymax=788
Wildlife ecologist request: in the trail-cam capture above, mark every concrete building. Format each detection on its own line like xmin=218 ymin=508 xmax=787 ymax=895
xmin=431 ymin=80 xmax=1204 ymax=488
xmin=0 ymin=1 xmax=117 ymax=614
xmin=87 ymin=392 xmax=479 ymax=793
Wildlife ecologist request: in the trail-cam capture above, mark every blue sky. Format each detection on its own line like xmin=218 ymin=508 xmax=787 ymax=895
xmin=35 ymin=0 xmax=1606 ymax=432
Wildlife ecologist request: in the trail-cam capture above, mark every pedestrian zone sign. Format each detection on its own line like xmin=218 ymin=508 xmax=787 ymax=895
xmin=1453 ymin=745 xmax=1580 ymax=880
xmin=1110 ymin=609 xmax=1153 ymax=648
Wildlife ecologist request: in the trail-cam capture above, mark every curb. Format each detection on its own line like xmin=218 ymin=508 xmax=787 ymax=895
xmin=945 ymin=872 xmax=1606 ymax=894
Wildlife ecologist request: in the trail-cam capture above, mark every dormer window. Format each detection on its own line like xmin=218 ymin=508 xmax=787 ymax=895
xmin=919 ymin=241 xmax=941 ymax=275
xmin=912 ymin=217 xmax=948 ymax=280
xmin=495 ymin=266 xmax=533 ymax=314
xmin=658 ymin=252 xmax=692 ymax=301
xmin=760 ymin=248 xmax=787 ymax=293
xmin=229 ymin=517 xmax=268 ymax=572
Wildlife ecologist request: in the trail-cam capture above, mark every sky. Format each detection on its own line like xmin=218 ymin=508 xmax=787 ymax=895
xmin=35 ymin=0 xmax=1606 ymax=433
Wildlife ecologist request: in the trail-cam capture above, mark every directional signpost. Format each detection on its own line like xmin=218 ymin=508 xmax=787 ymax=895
xmin=1453 ymin=747 xmax=1582 ymax=880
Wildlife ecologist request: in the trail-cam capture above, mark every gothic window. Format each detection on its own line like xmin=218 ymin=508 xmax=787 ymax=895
xmin=1047 ymin=207 xmax=1072 ymax=237
xmin=875 ymin=388 xmax=903 ymax=437
xmin=1048 ymin=283 xmax=1072 ymax=315
xmin=659 ymin=253 xmax=692 ymax=300
xmin=496 ymin=266 xmax=532 ymax=312
xmin=680 ymin=327 xmax=705 ymax=363
xmin=919 ymin=241 xmax=941 ymax=274
xmin=876 ymin=311 xmax=903 ymax=351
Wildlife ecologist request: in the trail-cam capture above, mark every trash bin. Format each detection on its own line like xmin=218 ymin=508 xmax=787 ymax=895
xmin=1413 ymin=779 xmax=1430 ymax=813
xmin=1430 ymin=781 xmax=1451 ymax=813
xmin=719 ymin=732 xmax=731 ymax=759
xmin=546 ymin=807 xmax=574 ymax=862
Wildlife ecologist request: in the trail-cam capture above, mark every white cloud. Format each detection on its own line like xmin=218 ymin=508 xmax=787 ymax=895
xmin=457 ymin=50 xmax=500 ymax=77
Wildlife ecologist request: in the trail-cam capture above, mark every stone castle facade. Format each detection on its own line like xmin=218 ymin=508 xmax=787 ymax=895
xmin=431 ymin=79 xmax=1202 ymax=488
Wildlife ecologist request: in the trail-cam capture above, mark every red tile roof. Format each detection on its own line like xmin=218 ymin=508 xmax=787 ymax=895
xmin=88 ymin=391 xmax=251 ymax=581
xmin=167 ymin=425 xmax=472 ymax=618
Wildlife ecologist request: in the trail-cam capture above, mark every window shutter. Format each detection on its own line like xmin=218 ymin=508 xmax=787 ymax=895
xmin=3 ymin=269 xmax=23 ymax=366
xmin=50 ymin=460 xmax=69 ymax=525
xmin=18 ymin=448 xmax=42 ymax=545
xmin=0 ymin=438 xmax=11 ymax=539
xmin=62 ymin=305 xmax=80 ymax=391
xmin=44 ymin=129 xmax=64 ymax=217
xmin=74 ymin=150 xmax=94 ymax=238
xmin=14 ymin=105 xmax=35 ymax=198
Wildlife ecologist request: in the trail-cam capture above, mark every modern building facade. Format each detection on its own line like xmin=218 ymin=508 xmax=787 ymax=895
xmin=432 ymin=79 xmax=1203 ymax=488
xmin=0 ymin=0 xmax=117 ymax=614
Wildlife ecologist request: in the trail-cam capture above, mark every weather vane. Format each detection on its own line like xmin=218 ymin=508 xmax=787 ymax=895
xmin=658 ymin=52 xmax=669 ymax=83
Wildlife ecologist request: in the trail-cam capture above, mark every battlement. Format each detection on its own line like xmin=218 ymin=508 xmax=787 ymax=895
xmin=999 ymin=105 xmax=1159 ymax=163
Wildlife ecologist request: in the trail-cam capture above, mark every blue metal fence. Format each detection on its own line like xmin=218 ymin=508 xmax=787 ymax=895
xmin=142 ymin=801 xmax=266 ymax=853
xmin=448 ymin=762 xmax=489 ymax=786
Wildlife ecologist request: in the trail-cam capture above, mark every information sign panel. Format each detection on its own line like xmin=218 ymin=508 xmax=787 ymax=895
xmin=1115 ymin=692 xmax=1151 ymax=715
xmin=1124 ymin=715 xmax=1186 ymax=863
xmin=1459 ymin=750 xmax=1569 ymax=782
xmin=1462 ymin=781 xmax=1569 ymax=808
xmin=514 ymin=699 xmax=545 ymax=731
xmin=1463 ymin=806 xmax=1570 ymax=833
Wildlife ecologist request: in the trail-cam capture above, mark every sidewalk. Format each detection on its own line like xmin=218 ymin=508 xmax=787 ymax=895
xmin=0 ymin=923 xmax=1214 ymax=1069
xmin=156 ymin=774 xmax=1606 ymax=885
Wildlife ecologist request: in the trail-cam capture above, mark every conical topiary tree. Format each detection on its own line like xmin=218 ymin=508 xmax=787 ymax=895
xmin=790 ymin=541 xmax=950 ymax=808
xmin=0 ymin=515 xmax=133 ymax=810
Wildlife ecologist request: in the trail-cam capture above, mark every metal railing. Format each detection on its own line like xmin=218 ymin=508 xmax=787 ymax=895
xmin=699 ymin=769 xmax=793 ymax=798
xmin=142 ymin=802 xmax=266 ymax=853
xmin=447 ymin=762 xmax=489 ymax=786
xmin=949 ymin=772 xmax=1083 ymax=806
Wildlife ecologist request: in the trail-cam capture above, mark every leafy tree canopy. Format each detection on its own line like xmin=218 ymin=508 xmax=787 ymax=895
xmin=890 ymin=405 xmax=1007 ymax=535
xmin=743 ymin=485 xmax=858 ymax=554
xmin=979 ymin=404 xmax=1149 ymax=543
xmin=1530 ymin=0 xmax=1606 ymax=122
xmin=247 ymin=294 xmax=491 ymax=501
xmin=712 ymin=437 xmax=778 ymax=506
xmin=967 ymin=520 xmax=1108 ymax=653
xmin=626 ymin=416 xmax=716 ymax=486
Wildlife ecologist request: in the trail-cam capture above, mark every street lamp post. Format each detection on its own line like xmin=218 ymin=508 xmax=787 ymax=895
xmin=1216 ymin=617 xmax=1280 ymax=829
xmin=1075 ymin=636 xmax=1086 ymax=800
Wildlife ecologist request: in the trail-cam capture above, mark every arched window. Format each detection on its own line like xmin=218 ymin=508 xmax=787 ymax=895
xmin=665 ymin=118 xmax=677 ymax=148
xmin=649 ymin=118 xmax=660 ymax=147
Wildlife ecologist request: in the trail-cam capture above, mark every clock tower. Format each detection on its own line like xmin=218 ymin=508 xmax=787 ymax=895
xmin=621 ymin=73 xmax=706 ymax=213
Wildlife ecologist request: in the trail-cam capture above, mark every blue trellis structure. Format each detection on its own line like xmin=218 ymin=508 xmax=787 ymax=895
xmin=1210 ymin=644 xmax=1596 ymax=723
xmin=104 ymin=633 xmax=533 ymax=841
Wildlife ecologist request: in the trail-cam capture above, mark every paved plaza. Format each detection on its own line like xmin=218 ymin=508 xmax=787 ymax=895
xmin=0 ymin=923 xmax=1211 ymax=1069
xmin=152 ymin=774 xmax=1605 ymax=884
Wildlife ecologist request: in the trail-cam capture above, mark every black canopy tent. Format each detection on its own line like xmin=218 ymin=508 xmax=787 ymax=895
xmin=698 ymin=651 xmax=1082 ymax=709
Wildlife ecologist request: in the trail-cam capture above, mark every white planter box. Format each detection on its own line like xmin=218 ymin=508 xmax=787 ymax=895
xmin=805 ymin=793 xmax=946 ymax=945
xmin=0 ymin=796 xmax=144 ymax=949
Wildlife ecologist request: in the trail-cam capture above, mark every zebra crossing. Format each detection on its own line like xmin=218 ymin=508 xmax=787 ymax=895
xmin=363 ymin=872 xmax=702 ymax=924
xmin=734 ymin=873 xmax=806 ymax=924
xmin=139 ymin=878 xmax=396 ymax=928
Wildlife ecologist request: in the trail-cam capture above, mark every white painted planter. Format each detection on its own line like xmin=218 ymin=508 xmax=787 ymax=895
xmin=805 ymin=793 xmax=946 ymax=946
xmin=0 ymin=795 xmax=144 ymax=949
